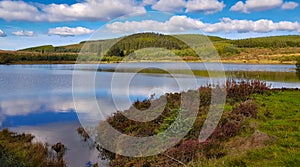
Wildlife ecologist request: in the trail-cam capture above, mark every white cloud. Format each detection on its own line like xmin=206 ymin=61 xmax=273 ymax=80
xmin=48 ymin=27 xmax=94 ymax=36
xmin=0 ymin=29 xmax=6 ymax=37
xmin=142 ymin=0 xmax=157 ymax=5
xmin=230 ymin=0 xmax=283 ymax=13
xmin=43 ymin=0 xmax=146 ymax=21
xmin=203 ymin=18 xmax=254 ymax=33
xmin=204 ymin=18 xmax=300 ymax=33
xmin=106 ymin=16 xmax=300 ymax=34
xmin=152 ymin=0 xmax=186 ymax=12
xmin=185 ymin=0 xmax=225 ymax=14
xmin=0 ymin=0 xmax=44 ymax=21
xmin=12 ymin=30 xmax=35 ymax=37
xmin=151 ymin=0 xmax=225 ymax=14
xmin=281 ymin=1 xmax=298 ymax=10
xmin=106 ymin=15 xmax=204 ymax=33
xmin=0 ymin=0 xmax=146 ymax=22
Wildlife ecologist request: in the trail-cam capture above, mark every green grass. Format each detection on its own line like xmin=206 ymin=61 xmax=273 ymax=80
xmin=0 ymin=129 xmax=66 ymax=167
xmin=253 ymin=90 xmax=300 ymax=166
xmin=187 ymin=90 xmax=300 ymax=167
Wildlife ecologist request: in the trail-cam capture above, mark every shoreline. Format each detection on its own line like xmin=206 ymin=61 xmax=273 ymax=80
xmin=0 ymin=59 xmax=297 ymax=65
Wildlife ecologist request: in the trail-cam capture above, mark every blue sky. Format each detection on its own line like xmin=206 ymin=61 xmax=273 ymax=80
xmin=0 ymin=0 xmax=299 ymax=50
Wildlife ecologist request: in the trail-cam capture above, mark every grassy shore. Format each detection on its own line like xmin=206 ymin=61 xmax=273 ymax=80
xmin=0 ymin=129 xmax=66 ymax=167
xmin=188 ymin=89 xmax=300 ymax=167
xmin=83 ymin=81 xmax=300 ymax=167
xmin=0 ymin=59 xmax=298 ymax=65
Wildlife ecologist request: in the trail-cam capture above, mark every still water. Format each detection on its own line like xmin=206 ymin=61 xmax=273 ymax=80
xmin=0 ymin=63 xmax=299 ymax=166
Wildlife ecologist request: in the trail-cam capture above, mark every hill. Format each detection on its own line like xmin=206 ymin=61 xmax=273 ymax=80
xmin=231 ymin=35 xmax=300 ymax=48
xmin=20 ymin=33 xmax=223 ymax=53
xmin=21 ymin=34 xmax=300 ymax=53
xmin=1 ymin=33 xmax=300 ymax=64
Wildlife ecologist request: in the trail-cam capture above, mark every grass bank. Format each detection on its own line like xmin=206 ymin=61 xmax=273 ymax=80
xmin=76 ymin=80 xmax=300 ymax=166
xmin=0 ymin=129 xmax=66 ymax=167
xmin=187 ymin=89 xmax=300 ymax=167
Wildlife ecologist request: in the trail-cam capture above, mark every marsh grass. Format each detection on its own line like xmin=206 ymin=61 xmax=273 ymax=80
xmin=88 ymin=80 xmax=282 ymax=166
xmin=0 ymin=129 xmax=66 ymax=167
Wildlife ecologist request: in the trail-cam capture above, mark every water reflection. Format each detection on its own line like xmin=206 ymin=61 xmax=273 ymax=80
xmin=230 ymin=71 xmax=300 ymax=83
xmin=0 ymin=63 xmax=299 ymax=166
xmin=0 ymin=95 xmax=74 ymax=128
xmin=11 ymin=122 xmax=109 ymax=167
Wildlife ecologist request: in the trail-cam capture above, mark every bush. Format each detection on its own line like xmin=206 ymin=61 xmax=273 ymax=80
xmin=166 ymin=140 xmax=202 ymax=163
xmin=233 ymin=100 xmax=258 ymax=118
xmin=226 ymin=80 xmax=270 ymax=104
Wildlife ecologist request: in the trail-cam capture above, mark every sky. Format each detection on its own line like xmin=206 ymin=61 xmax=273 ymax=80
xmin=0 ymin=0 xmax=300 ymax=50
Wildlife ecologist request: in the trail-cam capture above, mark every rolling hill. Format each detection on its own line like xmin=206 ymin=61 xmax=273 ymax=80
xmin=1 ymin=33 xmax=300 ymax=64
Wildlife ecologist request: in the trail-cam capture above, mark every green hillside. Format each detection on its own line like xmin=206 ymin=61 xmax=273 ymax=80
xmin=20 ymin=33 xmax=228 ymax=53
xmin=231 ymin=35 xmax=300 ymax=48
xmin=20 ymin=44 xmax=82 ymax=53
xmin=21 ymin=34 xmax=300 ymax=53
xmin=1 ymin=33 xmax=300 ymax=64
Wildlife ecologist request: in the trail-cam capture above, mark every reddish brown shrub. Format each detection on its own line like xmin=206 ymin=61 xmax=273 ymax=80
xmin=233 ymin=100 xmax=258 ymax=118
xmin=226 ymin=80 xmax=270 ymax=104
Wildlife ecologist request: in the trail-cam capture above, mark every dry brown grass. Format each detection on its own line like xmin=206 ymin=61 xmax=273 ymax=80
xmin=220 ymin=47 xmax=300 ymax=64
xmin=225 ymin=130 xmax=276 ymax=156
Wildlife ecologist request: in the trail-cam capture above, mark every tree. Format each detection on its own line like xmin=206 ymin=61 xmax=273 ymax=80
xmin=107 ymin=47 xmax=125 ymax=57
xmin=0 ymin=55 xmax=12 ymax=64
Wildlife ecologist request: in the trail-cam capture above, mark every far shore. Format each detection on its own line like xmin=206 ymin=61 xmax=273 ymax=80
xmin=0 ymin=59 xmax=298 ymax=65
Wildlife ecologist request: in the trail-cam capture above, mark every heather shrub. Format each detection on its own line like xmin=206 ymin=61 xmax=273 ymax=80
xmin=226 ymin=80 xmax=270 ymax=104
xmin=233 ymin=100 xmax=258 ymax=118
xmin=93 ymin=80 xmax=266 ymax=166
xmin=166 ymin=140 xmax=202 ymax=163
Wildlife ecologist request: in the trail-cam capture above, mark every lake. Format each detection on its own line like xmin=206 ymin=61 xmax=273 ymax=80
xmin=0 ymin=63 xmax=299 ymax=166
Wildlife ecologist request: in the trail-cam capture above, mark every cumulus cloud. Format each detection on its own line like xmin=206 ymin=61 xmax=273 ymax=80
xmin=185 ymin=0 xmax=225 ymax=14
xmin=106 ymin=16 xmax=300 ymax=34
xmin=151 ymin=0 xmax=225 ymax=14
xmin=142 ymin=0 xmax=157 ymax=5
xmin=42 ymin=0 xmax=146 ymax=21
xmin=0 ymin=0 xmax=44 ymax=21
xmin=12 ymin=30 xmax=35 ymax=37
xmin=152 ymin=0 xmax=186 ymax=12
xmin=106 ymin=15 xmax=204 ymax=33
xmin=0 ymin=0 xmax=146 ymax=22
xmin=203 ymin=18 xmax=300 ymax=33
xmin=0 ymin=29 xmax=6 ymax=37
xmin=230 ymin=0 xmax=283 ymax=13
xmin=281 ymin=1 xmax=299 ymax=10
xmin=48 ymin=27 xmax=94 ymax=36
